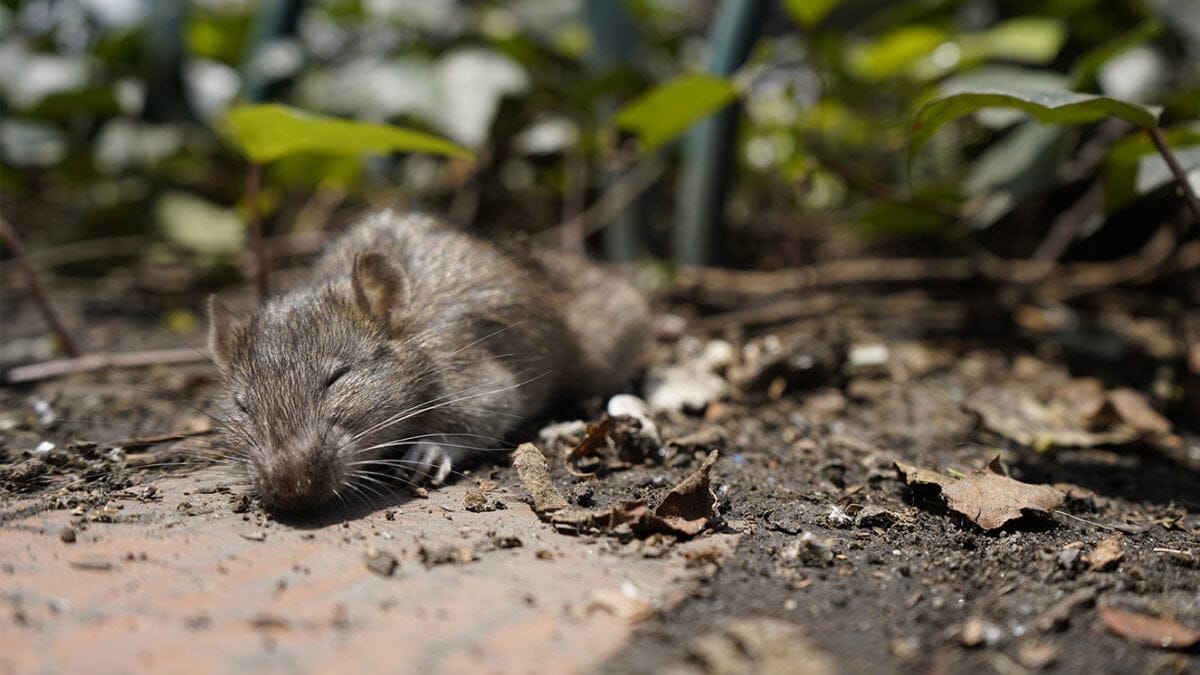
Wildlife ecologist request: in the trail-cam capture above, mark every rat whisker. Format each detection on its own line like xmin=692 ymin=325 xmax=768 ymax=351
xmin=347 ymin=460 xmax=475 ymax=483
xmin=343 ymin=370 xmax=543 ymax=445
xmin=345 ymin=475 xmax=393 ymax=504
xmin=349 ymin=372 xmax=549 ymax=444
xmin=347 ymin=438 xmax=501 ymax=458
xmin=406 ymin=321 xmax=525 ymax=384
xmin=349 ymin=470 xmax=419 ymax=496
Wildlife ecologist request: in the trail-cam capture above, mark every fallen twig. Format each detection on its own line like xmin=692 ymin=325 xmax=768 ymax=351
xmin=686 ymin=295 xmax=838 ymax=333
xmin=0 ymin=218 xmax=83 ymax=357
xmin=4 ymin=348 xmax=211 ymax=384
xmin=676 ymin=234 xmax=1200 ymax=306
xmin=104 ymin=428 xmax=216 ymax=452
xmin=1030 ymin=181 xmax=1104 ymax=263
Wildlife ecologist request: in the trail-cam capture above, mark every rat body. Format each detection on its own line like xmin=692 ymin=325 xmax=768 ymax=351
xmin=209 ymin=211 xmax=648 ymax=512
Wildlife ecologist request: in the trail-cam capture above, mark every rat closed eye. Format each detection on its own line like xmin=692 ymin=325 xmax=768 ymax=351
xmin=324 ymin=364 xmax=351 ymax=388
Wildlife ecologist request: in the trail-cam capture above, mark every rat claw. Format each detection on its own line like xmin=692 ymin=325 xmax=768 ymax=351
xmin=431 ymin=453 xmax=452 ymax=485
xmin=399 ymin=441 xmax=453 ymax=486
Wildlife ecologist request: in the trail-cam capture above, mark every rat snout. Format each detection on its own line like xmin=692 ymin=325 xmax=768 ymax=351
xmin=257 ymin=448 xmax=341 ymax=512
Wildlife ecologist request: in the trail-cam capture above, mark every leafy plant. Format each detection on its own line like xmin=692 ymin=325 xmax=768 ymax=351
xmin=222 ymin=103 xmax=471 ymax=299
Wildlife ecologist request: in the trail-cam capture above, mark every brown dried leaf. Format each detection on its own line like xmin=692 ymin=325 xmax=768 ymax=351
xmin=689 ymin=617 xmax=837 ymax=675
xmin=940 ymin=456 xmax=1065 ymax=530
xmin=1099 ymin=607 xmax=1200 ymax=650
xmin=1082 ymin=537 xmax=1124 ymax=572
xmin=647 ymin=449 xmax=719 ymax=536
xmin=513 ymin=442 xmax=569 ymax=513
xmin=1056 ymin=377 xmax=1107 ymax=422
xmin=1106 ymin=388 xmax=1171 ymax=435
xmin=543 ymin=453 xmax=720 ymax=539
xmin=548 ymin=500 xmax=649 ymax=532
xmin=963 ymin=385 xmax=1137 ymax=450
xmin=893 ymin=461 xmax=955 ymax=489
xmin=568 ymin=416 xmax=613 ymax=460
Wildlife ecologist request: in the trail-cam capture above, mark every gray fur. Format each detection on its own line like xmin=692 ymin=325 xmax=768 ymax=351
xmin=209 ymin=211 xmax=648 ymax=512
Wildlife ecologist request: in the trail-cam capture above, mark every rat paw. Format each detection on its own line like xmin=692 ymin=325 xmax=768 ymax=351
xmin=398 ymin=441 xmax=454 ymax=486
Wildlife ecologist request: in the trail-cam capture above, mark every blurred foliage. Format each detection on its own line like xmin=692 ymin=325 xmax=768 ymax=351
xmin=0 ymin=0 xmax=1197 ymax=274
xmin=225 ymin=103 xmax=471 ymax=162
xmin=616 ymin=72 xmax=738 ymax=153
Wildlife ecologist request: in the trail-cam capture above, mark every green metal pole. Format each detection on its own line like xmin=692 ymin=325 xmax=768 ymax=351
xmin=584 ymin=0 xmax=648 ymax=262
xmin=673 ymin=0 xmax=768 ymax=265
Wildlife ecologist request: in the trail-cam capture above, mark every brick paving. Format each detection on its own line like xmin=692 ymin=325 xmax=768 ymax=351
xmin=1 ymin=475 xmax=737 ymax=674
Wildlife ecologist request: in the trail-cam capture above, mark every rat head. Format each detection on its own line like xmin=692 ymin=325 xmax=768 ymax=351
xmin=209 ymin=253 xmax=433 ymax=513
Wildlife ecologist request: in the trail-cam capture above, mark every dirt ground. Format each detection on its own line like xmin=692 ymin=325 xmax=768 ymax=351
xmin=2 ymin=275 xmax=1198 ymax=675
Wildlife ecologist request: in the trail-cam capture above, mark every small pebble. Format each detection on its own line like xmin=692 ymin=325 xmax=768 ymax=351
xmin=59 ymin=527 xmax=76 ymax=543
xmin=364 ymin=547 xmax=398 ymax=577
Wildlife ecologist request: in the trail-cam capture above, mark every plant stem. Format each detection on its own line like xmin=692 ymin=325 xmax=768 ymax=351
xmin=0 ymin=218 xmax=83 ymax=357
xmin=4 ymin=348 xmax=209 ymax=384
xmin=246 ymin=161 xmax=270 ymax=302
xmin=1147 ymin=126 xmax=1200 ymax=230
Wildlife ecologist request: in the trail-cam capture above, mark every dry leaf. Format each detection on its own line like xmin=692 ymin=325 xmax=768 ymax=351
xmin=1082 ymin=537 xmax=1124 ymax=572
xmin=513 ymin=442 xmax=570 ymax=513
xmin=1099 ymin=607 xmax=1200 ymax=649
xmin=548 ymin=500 xmax=649 ymax=533
xmin=568 ymin=416 xmax=613 ymax=460
xmin=1106 ymin=388 xmax=1171 ymax=435
xmin=893 ymin=461 xmax=955 ymax=489
xmin=689 ymin=617 xmax=836 ymax=675
xmin=1056 ymin=378 xmax=1107 ymax=422
xmin=964 ymin=385 xmax=1137 ymax=450
xmin=521 ymin=448 xmax=720 ymax=539
xmin=646 ymin=449 xmax=719 ymax=536
xmin=939 ymin=457 xmax=1065 ymax=530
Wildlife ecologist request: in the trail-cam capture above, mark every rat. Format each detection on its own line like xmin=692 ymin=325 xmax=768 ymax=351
xmin=207 ymin=210 xmax=648 ymax=513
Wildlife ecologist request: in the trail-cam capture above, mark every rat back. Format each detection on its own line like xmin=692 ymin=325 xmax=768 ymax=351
xmin=312 ymin=212 xmax=575 ymax=421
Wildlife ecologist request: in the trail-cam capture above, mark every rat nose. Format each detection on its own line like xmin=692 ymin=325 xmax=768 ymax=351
xmin=260 ymin=456 xmax=337 ymax=511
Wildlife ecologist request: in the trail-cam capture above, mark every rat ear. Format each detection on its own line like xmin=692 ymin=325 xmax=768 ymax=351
xmin=352 ymin=252 xmax=409 ymax=332
xmin=207 ymin=295 xmax=241 ymax=372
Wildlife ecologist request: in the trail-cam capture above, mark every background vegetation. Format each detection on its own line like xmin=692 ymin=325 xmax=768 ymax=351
xmin=1 ymin=0 xmax=1197 ymax=287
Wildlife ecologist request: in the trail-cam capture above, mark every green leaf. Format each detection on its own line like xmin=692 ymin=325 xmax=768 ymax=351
xmin=1069 ymin=19 xmax=1162 ymax=89
xmin=846 ymin=25 xmax=947 ymax=81
xmin=911 ymin=88 xmax=1160 ymax=163
xmin=959 ymin=18 xmax=1065 ymax=65
xmin=614 ymin=73 xmax=739 ymax=152
xmin=783 ymin=0 xmax=841 ymax=28
xmin=157 ymin=191 xmax=245 ymax=257
xmin=857 ymin=200 xmax=951 ymax=237
xmin=940 ymin=67 xmax=1070 ymax=129
xmin=225 ymin=104 xmax=473 ymax=164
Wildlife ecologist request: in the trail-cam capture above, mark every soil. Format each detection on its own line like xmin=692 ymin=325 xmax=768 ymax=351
xmin=2 ymin=270 xmax=1198 ymax=675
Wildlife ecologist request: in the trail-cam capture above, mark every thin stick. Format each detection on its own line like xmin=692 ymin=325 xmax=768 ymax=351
xmin=0 ymin=218 xmax=83 ymax=357
xmin=4 ymin=348 xmax=210 ymax=384
xmin=1147 ymin=126 xmax=1200 ymax=230
xmin=541 ymin=157 xmax=664 ymax=245
xmin=560 ymin=146 xmax=588 ymax=255
xmin=246 ymin=162 xmax=269 ymax=301
xmin=675 ymin=234 xmax=1200 ymax=304
xmin=1030 ymin=181 xmax=1103 ymax=263
xmin=105 ymin=428 xmax=216 ymax=452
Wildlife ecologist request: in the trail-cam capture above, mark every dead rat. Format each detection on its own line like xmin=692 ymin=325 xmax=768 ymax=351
xmin=208 ymin=210 xmax=648 ymax=513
